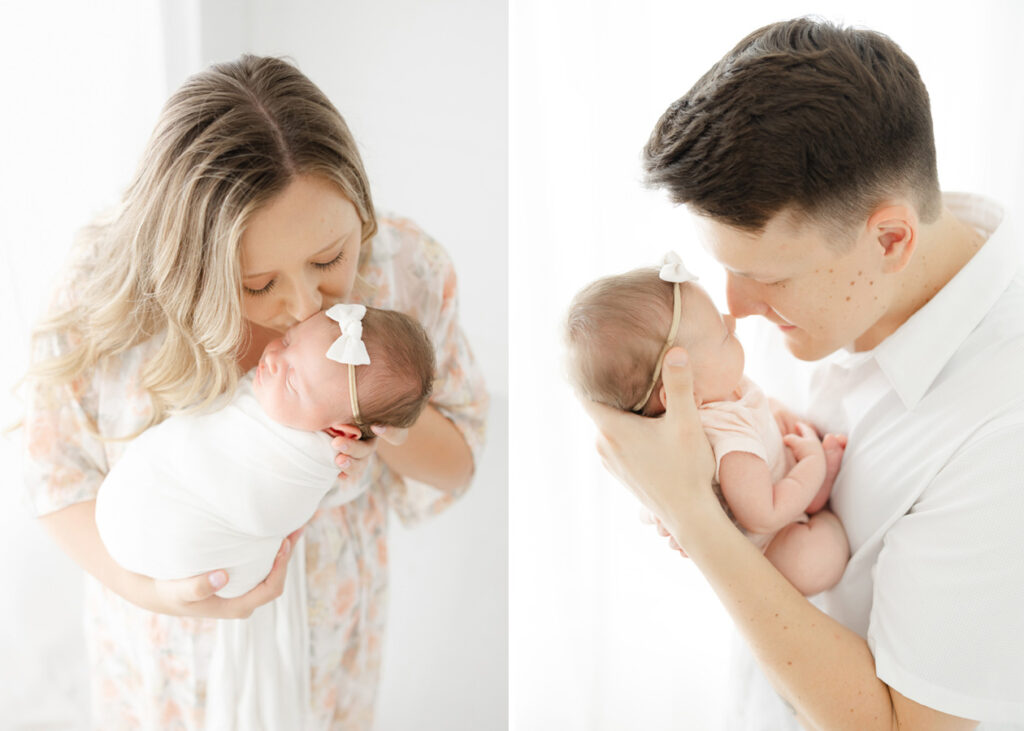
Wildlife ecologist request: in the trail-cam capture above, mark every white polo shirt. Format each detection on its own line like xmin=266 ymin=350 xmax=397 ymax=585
xmin=728 ymin=193 xmax=1024 ymax=729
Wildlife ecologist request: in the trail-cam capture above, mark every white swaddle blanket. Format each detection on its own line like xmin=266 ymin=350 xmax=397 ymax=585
xmin=95 ymin=373 xmax=368 ymax=729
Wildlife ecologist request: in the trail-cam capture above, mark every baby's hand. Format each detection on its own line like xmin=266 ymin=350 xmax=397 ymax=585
xmin=805 ymin=433 xmax=848 ymax=514
xmin=639 ymin=508 xmax=688 ymax=558
xmin=769 ymin=398 xmax=805 ymax=437
xmin=782 ymin=421 xmax=826 ymax=465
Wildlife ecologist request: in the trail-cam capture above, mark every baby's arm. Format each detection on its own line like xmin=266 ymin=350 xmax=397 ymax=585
xmin=718 ymin=423 xmax=826 ymax=535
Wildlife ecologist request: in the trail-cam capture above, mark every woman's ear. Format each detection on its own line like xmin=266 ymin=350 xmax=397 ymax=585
xmin=325 ymin=423 xmax=363 ymax=439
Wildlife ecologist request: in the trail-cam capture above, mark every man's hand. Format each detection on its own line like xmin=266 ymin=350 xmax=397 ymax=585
xmin=581 ymin=347 xmax=716 ymax=545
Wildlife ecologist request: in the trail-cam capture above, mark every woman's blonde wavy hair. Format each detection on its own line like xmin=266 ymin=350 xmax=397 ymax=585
xmin=26 ymin=54 xmax=377 ymax=434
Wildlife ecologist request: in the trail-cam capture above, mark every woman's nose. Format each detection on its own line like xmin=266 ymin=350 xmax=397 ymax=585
xmin=288 ymin=280 xmax=323 ymax=323
xmin=725 ymin=272 xmax=765 ymax=319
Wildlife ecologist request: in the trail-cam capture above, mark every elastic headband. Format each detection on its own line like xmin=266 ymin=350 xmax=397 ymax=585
xmin=325 ymin=304 xmax=371 ymax=427
xmin=631 ymin=252 xmax=699 ymax=412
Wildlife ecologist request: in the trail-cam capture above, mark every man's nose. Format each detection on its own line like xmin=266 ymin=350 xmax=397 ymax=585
xmin=725 ymin=272 xmax=765 ymax=319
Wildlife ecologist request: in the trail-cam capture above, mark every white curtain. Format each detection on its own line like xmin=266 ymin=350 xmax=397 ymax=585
xmin=509 ymin=1 xmax=1024 ymax=728
xmin=0 ymin=3 xmax=166 ymax=728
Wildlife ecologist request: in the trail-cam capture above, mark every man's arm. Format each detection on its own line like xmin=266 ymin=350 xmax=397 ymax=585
xmin=675 ymin=497 xmax=977 ymax=731
xmin=584 ymin=348 xmax=979 ymax=731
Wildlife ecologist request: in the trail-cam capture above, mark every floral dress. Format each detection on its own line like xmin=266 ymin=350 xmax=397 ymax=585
xmin=22 ymin=217 xmax=489 ymax=730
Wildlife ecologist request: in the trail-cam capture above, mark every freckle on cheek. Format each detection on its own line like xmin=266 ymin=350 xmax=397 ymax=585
xmin=846 ymin=296 xmax=851 ymax=301
xmin=828 ymin=268 xmax=834 ymax=273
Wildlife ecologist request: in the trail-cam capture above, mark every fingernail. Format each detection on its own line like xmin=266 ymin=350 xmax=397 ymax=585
xmin=665 ymin=349 xmax=688 ymax=366
xmin=337 ymin=457 xmax=350 ymax=469
xmin=371 ymin=425 xmax=386 ymax=436
xmin=280 ymin=539 xmax=291 ymax=557
xmin=210 ymin=571 xmax=227 ymax=589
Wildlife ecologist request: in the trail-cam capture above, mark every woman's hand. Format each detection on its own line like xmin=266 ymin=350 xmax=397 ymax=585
xmin=145 ymin=527 xmax=304 ymax=619
xmin=330 ymin=425 xmax=409 ymax=481
xmin=581 ymin=348 xmax=717 ymax=544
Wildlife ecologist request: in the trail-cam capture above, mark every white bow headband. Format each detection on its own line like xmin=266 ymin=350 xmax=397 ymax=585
xmin=632 ymin=252 xmax=699 ymax=412
xmin=325 ymin=304 xmax=370 ymax=426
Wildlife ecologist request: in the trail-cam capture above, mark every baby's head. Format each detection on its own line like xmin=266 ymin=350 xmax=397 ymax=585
xmin=565 ymin=267 xmax=744 ymax=414
xmin=252 ymin=306 xmax=435 ymax=438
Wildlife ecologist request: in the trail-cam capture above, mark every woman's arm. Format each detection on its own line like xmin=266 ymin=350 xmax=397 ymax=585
xmin=375 ymin=405 xmax=475 ymax=493
xmin=583 ymin=347 xmax=978 ymax=731
xmin=330 ymin=405 xmax=476 ymax=494
xmin=38 ymin=500 xmax=298 ymax=619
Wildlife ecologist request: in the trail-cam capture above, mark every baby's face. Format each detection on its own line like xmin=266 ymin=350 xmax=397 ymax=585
xmin=251 ymin=311 xmax=354 ymax=432
xmin=678 ymin=284 xmax=746 ymax=404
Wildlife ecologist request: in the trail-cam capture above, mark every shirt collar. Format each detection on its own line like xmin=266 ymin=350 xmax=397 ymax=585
xmin=863 ymin=193 xmax=1016 ymax=409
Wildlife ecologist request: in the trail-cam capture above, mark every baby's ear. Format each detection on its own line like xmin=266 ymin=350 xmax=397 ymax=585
xmin=325 ymin=423 xmax=363 ymax=440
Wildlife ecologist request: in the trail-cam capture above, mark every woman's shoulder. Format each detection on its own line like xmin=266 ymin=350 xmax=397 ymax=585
xmin=363 ymin=214 xmax=456 ymax=316
xmin=370 ymin=214 xmax=453 ymax=275
xmin=28 ymin=325 xmax=160 ymax=430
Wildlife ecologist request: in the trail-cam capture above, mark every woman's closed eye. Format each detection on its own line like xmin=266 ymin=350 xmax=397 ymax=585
xmin=244 ymin=280 xmax=277 ymax=296
xmin=313 ymin=249 xmax=346 ymax=271
xmin=243 ymin=249 xmax=346 ymax=296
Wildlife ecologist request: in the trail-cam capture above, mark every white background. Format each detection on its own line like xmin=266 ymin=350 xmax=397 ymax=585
xmin=0 ymin=1 xmax=507 ymax=729
xmin=509 ymin=1 xmax=1023 ymax=729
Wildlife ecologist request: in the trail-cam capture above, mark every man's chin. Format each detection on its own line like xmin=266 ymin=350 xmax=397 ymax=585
xmin=781 ymin=332 xmax=839 ymax=362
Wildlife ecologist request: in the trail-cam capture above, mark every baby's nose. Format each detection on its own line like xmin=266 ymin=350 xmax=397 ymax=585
xmin=263 ymin=349 xmax=280 ymax=374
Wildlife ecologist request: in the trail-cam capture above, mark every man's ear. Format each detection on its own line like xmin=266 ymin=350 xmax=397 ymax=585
xmin=867 ymin=203 xmax=918 ymax=274
xmin=325 ymin=423 xmax=363 ymax=439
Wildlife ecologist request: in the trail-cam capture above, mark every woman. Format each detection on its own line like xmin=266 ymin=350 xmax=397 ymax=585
xmin=23 ymin=55 xmax=486 ymax=729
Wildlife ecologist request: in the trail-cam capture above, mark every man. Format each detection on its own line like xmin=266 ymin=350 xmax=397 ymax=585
xmin=586 ymin=18 xmax=1023 ymax=729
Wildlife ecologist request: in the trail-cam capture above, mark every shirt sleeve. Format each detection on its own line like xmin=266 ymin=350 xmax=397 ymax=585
xmin=372 ymin=219 xmax=489 ymax=526
xmin=21 ymin=331 xmax=110 ymax=517
xmin=867 ymin=419 xmax=1024 ymax=725
xmin=699 ymin=402 xmax=769 ymax=484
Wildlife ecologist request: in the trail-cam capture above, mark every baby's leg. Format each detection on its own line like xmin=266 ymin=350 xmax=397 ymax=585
xmin=763 ymin=510 xmax=850 ymax=596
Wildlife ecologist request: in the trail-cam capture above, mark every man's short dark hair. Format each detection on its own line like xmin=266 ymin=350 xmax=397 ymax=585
xmin=643 ymin=17 xmax=941 ymax=237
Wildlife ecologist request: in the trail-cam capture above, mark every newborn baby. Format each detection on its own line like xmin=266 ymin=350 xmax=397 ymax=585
xmin=96 ymin=304 xmax=436 ymax=597
xmin=565 ymin=254 xmax=850 ymax=596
